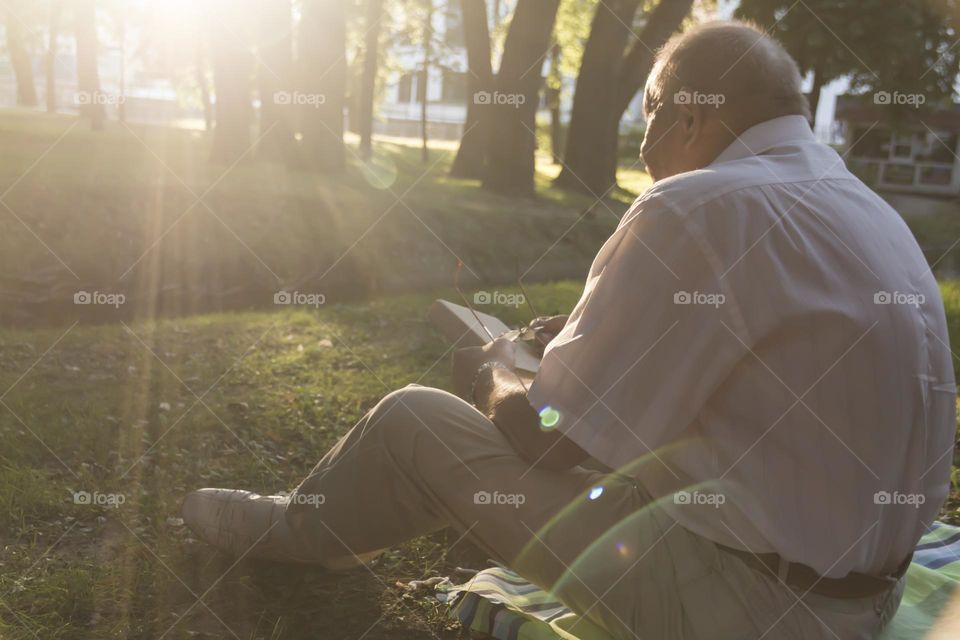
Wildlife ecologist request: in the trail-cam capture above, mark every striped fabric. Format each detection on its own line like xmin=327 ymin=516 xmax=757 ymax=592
xmin=438 ymin=523 xmax=960 ymax=640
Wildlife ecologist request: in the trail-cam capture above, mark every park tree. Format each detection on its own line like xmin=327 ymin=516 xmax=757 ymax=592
xmin=3 ymin=0 xmax=39 ymax=107
xmin=358 ymin=0 xmax=385 ymax=160
xmin=115 ymin=5 xmax=127 ymax=122
xmin=482 ymin=0 xmax=561 ymax=196
xmin=418 ymin=0 xmax=435 ymax=162
xmin=544 ymin=0 xmax=597 ymax=165
xmin=451 ymin=0 xmax=592 ymax=179
xmin=449 ymin=0 xmax=494 ymax=178
xmin=138 ymin=1 xmax=214 ymax=131
xmin=736 ymin=0 xmax=959 ymax=123
xmin=197 ymin=33 xmax=213 ymax=131
xmin=209 ymin=0 xmax=256 ymax=162
xmin=556 ymin=0 xmax=694 ymax=196
xmin=256 ymin=0 xmax=298 ymax=163
xmin=545 ymin=41 xmax=561 ymax=163
xmin=46 ymin=0 xmax=61 ymax=112
xmin=387 ymin=0 xmax=463 ymax=164
xmin=75 ymin=0 xmax=105 ymax=129
xmin=300 ymin=0 xmax=347 ymax=171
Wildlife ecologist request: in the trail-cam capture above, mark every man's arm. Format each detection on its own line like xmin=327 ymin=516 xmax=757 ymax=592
xmin=473 ymin=365 xmax=589 ymax=470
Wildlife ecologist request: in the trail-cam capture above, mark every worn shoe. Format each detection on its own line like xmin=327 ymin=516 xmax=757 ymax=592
xmin=181 ymin=488 xmax=381 ymax=569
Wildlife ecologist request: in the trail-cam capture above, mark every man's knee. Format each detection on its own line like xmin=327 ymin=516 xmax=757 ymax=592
xmin=367 ymin=384 xmax=459 ymax=442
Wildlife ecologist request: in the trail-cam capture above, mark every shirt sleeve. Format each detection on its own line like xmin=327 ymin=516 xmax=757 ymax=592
xmin=526 ymin=196 xmax=748 ymax=471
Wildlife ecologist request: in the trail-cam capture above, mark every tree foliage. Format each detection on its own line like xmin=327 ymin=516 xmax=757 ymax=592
xmin=736 ymin=0 xmax=959 ymax=121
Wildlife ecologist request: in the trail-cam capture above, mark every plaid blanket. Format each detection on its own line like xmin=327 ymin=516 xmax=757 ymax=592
xmin=438 ymin=522 xmax=960 ymax=640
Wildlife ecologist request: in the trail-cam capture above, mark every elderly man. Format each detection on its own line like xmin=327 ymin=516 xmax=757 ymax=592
xmin=182 ymin=21 xmax=956 ymax=639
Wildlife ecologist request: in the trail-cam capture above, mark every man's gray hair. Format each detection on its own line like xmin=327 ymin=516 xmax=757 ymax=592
xmin=645 ymin=21 xmax=811 ymax=124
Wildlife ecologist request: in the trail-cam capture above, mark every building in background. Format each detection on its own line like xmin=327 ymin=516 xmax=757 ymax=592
xmin=836 ymin=95 xmax=960 ymax=197
xmin=376 ymin=2 xmax=471 ymax=140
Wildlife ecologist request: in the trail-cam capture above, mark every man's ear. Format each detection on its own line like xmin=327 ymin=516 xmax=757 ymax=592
xmin=677 ymin=102 xmax=703 ymax=149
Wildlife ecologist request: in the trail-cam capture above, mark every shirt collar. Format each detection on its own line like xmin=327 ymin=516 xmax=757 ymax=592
xmin=711 ymin=115 xmax=815 ymax=165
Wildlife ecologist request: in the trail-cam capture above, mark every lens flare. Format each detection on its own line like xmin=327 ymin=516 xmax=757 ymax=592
xmin=360 ymin=152 xmax=398 ymax=190
xmin=588 ymin=486 xmax=604 ymax=501
xmin=538 ymin=406 xmax=560 ymax=430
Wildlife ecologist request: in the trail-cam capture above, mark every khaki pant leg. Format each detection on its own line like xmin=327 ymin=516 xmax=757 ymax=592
xmin=285 ymin=384 xmax=887 ymax=640
xmin=283 ymin=385 xmax=684 ymax=637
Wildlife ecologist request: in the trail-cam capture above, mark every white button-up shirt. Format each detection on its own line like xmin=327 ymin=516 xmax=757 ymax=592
xmin=527 ymin=115 xmax=956 ymax=578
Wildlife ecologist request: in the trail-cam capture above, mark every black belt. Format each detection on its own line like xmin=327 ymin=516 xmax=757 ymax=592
xmin=717 ymin=544 xmax=911 ymax=600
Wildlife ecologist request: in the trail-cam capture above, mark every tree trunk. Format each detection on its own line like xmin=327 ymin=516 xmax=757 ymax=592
xmin=554 ymin=0 xmax=641 ymax=194
xmin=46 ymin=0 xmax=60 ymax=113
xmin=3 ymin=2 xmax=39 ymax=107
xmin=299 ymin=0 xmax=346 ymax=172
xmin=547 ymin=42 xmax=562 ymax=164
xmin=256 ymin=0 xmax=297 ymax=163
xmin=558 ymin=0 xmax=693 ymax=195
xmin=450 ymin=0 xmax=493 ymax=179
xmin=613 ymin=0 xmax=695 ymax=119
xmin=117 ymin=9 xmax=126 ymax=122
xmin=482 ymin=0 xmax=560 ymax=196
xmin=606 ymin=0 xmax=694 ymax=180
xmin=420 ymin=0 xmax=433 ymax=164
xmin=210 ymin=0 xmax=255 ymax=162
xmin=195 ymin=33 xmax=213 ymax=131
xmin=75 ymin=0 xmax=104 ymax=130
xmin=808 ymin=65 xmax=824 ymax=128
xmin=358 ymin=0 xmax=384 ymax=160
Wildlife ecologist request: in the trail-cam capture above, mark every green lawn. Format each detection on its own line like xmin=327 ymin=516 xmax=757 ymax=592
xmin=0 ymin=281 xmax=583 ymax=640
xmin=1 ymin=279 xmax=959 ymax=639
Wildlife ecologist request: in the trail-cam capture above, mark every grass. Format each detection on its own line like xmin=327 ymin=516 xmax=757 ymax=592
xmin=1 ymin=278 xmax=959 ymax=639
xmin=0 ymin=109 xmax=651 ymax=326
xmin=0 ymin=280 xmax=584 ymax=640
xmin=904 ymin=209 xmax=960 ymax=277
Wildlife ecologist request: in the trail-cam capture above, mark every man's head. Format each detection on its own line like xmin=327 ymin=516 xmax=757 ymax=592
xmin=640 ymin=21 xmax=810 ymax=182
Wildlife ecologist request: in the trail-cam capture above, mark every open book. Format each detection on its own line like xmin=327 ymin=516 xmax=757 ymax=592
xmin=427 ymin=299 xmax=541 ymax=374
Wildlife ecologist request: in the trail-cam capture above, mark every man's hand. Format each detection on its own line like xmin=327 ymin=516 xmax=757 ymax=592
xmin=527 ymin=315 xmax=569 ymax=347
xmin=452 ymin=331 xmax=589 ymax=471
xmin=451 ymin=337 xmax=516 ymax=402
